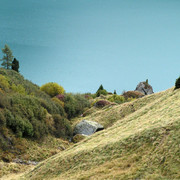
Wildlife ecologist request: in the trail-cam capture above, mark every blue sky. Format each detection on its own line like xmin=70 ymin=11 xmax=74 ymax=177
xmin=0 ymin=0 xmax=180 ymax=93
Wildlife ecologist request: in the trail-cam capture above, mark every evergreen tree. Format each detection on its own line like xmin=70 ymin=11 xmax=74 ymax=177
xmin=114 ymin=90 xmax=117 ymax=95
xmin=97 ymin=84 xmax=104 ymax=91
xmin=96 ymin=84 xmax=107 ymax=97
xmin=12 ymin=58 xmax=19 ymax=72
xmin=1 ymin=44 xmax=13 ymax=69
xmin=175 ymin=76 xmax=180 ymax=89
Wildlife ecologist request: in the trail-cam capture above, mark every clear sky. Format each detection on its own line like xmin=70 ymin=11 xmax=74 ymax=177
xmin=0 ymin=0 xmax=180 ymax=94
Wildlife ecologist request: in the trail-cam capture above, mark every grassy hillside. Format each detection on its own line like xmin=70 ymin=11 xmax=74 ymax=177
xmin=21 ymin=88 xmax=180 ymax=180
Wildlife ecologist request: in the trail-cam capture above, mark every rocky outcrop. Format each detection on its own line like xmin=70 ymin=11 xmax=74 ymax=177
xmin=135 ymin=80 xmax=153 ymax=95
xmin=73 ymin=120 xmax=104 ymax=136
xmin=13 ymin=158 xmax=39 ymax=165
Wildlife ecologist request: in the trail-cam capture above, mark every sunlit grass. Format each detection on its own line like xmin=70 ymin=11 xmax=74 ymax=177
xmin=12 ymin=88 xmax=180 ymax=179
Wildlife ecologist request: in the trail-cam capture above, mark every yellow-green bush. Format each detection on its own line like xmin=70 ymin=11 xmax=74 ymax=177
xmin=40 ymin=82 xmax=64 ymax=97
xmin=11 ymin=84 xmax=27 ymax=95
xmin=0 ymin=75 xmax=9 ymax=90
xmin=108 ymin=94 xmax=125 ymax=104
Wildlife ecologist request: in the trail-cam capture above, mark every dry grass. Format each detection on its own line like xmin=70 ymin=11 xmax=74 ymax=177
xmin=6 ymin=88 xmax=180 ymax=179
xmin=0 ymin=136 xmax=71 ymax=179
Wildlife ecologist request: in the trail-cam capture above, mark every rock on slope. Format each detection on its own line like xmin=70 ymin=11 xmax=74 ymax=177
xmin=135 ymin=80 xmax=154 ymax=95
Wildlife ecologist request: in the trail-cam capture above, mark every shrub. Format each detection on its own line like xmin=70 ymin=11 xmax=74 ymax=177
xmin=0 ymin=74 xmax=10 ymax=90
xmin=40 ymin=82 xmax=64 ymax=97
xmin=5 ymin=95 xmax=51 ymax=138
xmin=95 ymin=100 xmax=111 ymax=108
xmin=96 ymin=89 xmax=108 ymax=97
xmin=108 ymin=94 xmax=125 ymax=104
xmin=73 ymin=94 xmax=90 ymax=115
xmin=56 ymin=94 xmax=65 ymax=101
xmin=39 ymin=98 xmax=65 ymax=117
xmin=4 ymin=109 xmax=14 ymax=127
xmin=64 ymin=93 xmax=90 ymax=119
xmin=0 ymin=93 xmax=10 ymax=108
xmin=52 ymin=97 xmax=64 ymax=107
xmin=11 ymin=84 xmax=27 ymax=95
xmin=123 ymin=91 xmax=144 ymax=99
xmin=31 ymin=118 xmax=48 ymax=139
xmin=0 ymin=110 xmax=6 ymax=126
xmin=175 ymin=76 xmax=180 ymax=89
xmin=64 ymin=94 xmax=76 ymax=119
xmin=52 ymin=114 xmax=72 ymax=139
xmin=5 ymin=109 xmax=34 ymax=137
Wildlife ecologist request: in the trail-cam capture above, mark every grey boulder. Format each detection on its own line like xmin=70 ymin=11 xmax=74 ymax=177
xmin=135 ymin=81 xmax=154 ymax=95
xmin=73 ymin=120 xmax=104 ymax=136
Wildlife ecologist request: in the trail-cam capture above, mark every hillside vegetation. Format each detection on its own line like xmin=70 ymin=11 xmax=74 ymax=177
xmin=0 ymin=68 xmax=76 ymax=165
xmin=20 ymin=87 xmax=180 ymax=180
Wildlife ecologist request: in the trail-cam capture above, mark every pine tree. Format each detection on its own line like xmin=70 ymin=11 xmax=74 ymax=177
xmin=12 ymin=58 xmax=19 ymax=72
xmin=97 ymin=84 xmax=104 ymax=91
xmin=96 ymin=84 xmax=107 ymax=97
xmin=1 ymin=44 xmax=13 ymax=69
xmin=114 ymin=90 xmax=117 ymax=94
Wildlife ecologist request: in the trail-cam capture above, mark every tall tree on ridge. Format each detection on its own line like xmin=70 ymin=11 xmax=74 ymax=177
xmin=1 ymin=44 xmax=13 ymax=69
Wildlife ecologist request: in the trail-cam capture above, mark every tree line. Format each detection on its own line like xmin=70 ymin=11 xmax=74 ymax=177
xmin=0 ymin=44 xmax=19 ymax=72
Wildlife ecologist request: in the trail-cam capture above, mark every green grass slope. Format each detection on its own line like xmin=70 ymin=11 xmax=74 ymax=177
xmin=21 ymin=88 xmax=180 ymax=180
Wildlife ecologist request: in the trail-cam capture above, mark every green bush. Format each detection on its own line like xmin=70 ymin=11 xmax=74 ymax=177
xmin=175 ymin=76 xmax=180 ymax=89
xmin=4 ymin=109 xmax=33 ymax=137
xmin=64 ymin=93 xmax=90 ymax=119
xmin=0 ymin=69 xmax=74 ymax=140
xmin=0 ymin=93 xmax=10 ymax=108
xmin=40 ymin=82 xmax=64 ymax=97
xmin=0 ymin=74 xmax=10 ymax=90
xmin=52 ymin=114 xmax=72 ymax=139
xmin=108 ymin=94 xmax=125 ymax=104
xmin=96 ymin=89 xmax=108 ymax=97
xmin=0 ymin=110 xmax=6 ymax=126
xmin=11 ymin=84 xmax=27 ymax=95
xmin=64 ymin=94 xmax=76 ymax=119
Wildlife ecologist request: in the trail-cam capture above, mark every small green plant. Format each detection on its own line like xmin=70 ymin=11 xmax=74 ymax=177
xmin=175 ymin=76 xmax=180 ymax=89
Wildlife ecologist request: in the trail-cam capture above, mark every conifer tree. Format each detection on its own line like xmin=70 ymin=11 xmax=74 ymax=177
xmin=1 ymin=44 xmax=13 ymax=69
xmin=114 ymin=90 xmax=117 ymax=94
xmin=96 ymin=84 xmax=107 ymax=97
xmin=97 ymin=84 xmax=104 ymax=91
xmin=12 ymin=58 xmax=19 ymax=72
